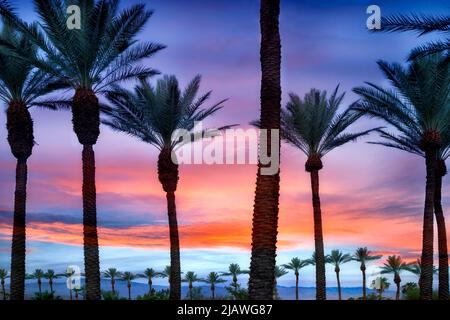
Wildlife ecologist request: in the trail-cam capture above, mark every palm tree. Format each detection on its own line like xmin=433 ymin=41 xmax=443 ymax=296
xmin=248 ymin=0 xmax=282 ymax=301
xmin=29 ymin=269 xmax=44 ymax=294
xmin=44 ymin=269 xmax=58 ymax=293
xmin=59 ymin=270 xmax=76 ymax=300
xmin=221 ymin=263 xmax=249 ymax=296
xmin=0 ymin=269 xmax=8 ymax=300
xmin=353 ymin=53 xmax=450 ymax=300
xmin=326 ymin=250 xmax=352 ymax=300
xmin=0 ymin=20 xmax=65 ymax=300
xmin=103 ymin=76 xmax=228 ymax=300
xmin=204 ymin=272 xmax=226 ymax=300
xmin=380 ymin=255 xmax=412 ymax=300
xmin=103 ymin=268 xmax=121 ymax=294
xmin=0 ymin=0 xmax=165 ymax=300
xmin=282 ymin=257 xmax=309 ymax=300
xmin=183 ymin=272 xmax=201 ymax=300
xmin=370 ymin=277 xmax=390 ymax=300
xmin=121 ymin=272 xmax=136 ymax=300
xmin=273 ymin=266 xmax=288 ymax=299
xmin=407 ymin=258 xmax=438 ymax=279
xmin=281 ymin=87 xmax=377 ymax=300
xmin=353 ymin=247 xmax=382 ymax=299
xmin=378 ymin=14 xmax=449 ymax=60
xmin=139 ymin=268 xmax=161 ymax=295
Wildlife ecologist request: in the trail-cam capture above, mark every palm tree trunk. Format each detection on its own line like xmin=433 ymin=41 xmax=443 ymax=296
xmin=420 ymin=149 xmax=436 ymax=300
xmin=395 ymin=276 xmax=401 ymax=300
xmin=211 ymin=286 xmax=215 ymax=300
xmin=336 ymin=271 xmax=342 ymax=300
xmin=111 ymin=279 xmax=115 ymax=294
xmin=148 ymin=279 xmax=152 ymax=295
xmin=49 ymin=280 xmax=53 ymax=293
xmin=310 ymin=170 xmax=326 ymax=300
xmin=434 ymin=174 xmax=449 ymax=300
xmin=189 ymin=284 xmax=193 ymax=300
xmin=10 ymin=159 xmax=28 ymax=300
xmin=248 ymin=0 xmax=281 ymax=300
xmin=82 ymin=145 xmax=101 ymax=300
xmin=361 ymin=266 xmax=367 ymax=300
xmin=295 ymin=273 xmax=299 ymax=300
xmin=69 ymin=289 xmax=73 ymax=301
xmin=128 ymin=284 xmax=131 ymax=300
xmin=1 ymin=281 xmax=5 ymax=300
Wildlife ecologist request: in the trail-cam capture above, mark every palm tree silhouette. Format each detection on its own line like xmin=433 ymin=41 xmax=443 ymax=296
xmin=248 ymin=0 xmax=282 ymax=300
xmin=380 ymin=255 xmax=412 ymax=300
xmin=29 ymin=269 xmax=44 ymax=294
xmin=44 ymin=269 xmax=58 ymax=293
xmin=103 ymin=268 xmax=122 ymax=294
xmin=183 ymin=271 xmax=201 ymax=300
xmin=103 ymin=75 xmax=229 ymax=300
xmin=281 ymin=87 xmax=377 ymax=299
xmin=203 ymin=272 xmax=226 ymax=300
xmin=407 ymin=258 xmax=438 ymax=280
xmin=138 ymin=268 xmax=162 ymax=295
xmin=353 ymin=247 xmax=382 ymax=299
xmin=0 ymin=269 xmax=8 ymax=300
xmin=0 ymin=0 xmax=165 ymax=299
xmin=221 ymin=264 xmax=249 ymax=296
xmin=282 ymin=258 xmax=309 ymax=300
xmin=378 ymin=14 xmax=449 ymax=59
xmin=353 ymin=53 xmax=450 ymax=299
xmin=326 ymin=250 xmax=352 ymax=300
xmin=0 ymin=20 xmax=65 ymax=300
xmin=121 ymin=272 xmax=136 ymax=300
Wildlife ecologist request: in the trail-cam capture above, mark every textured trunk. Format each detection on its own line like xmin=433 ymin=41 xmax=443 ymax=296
xmin=336 ymin=269 xmax=342 ymax=300
xmin=211 ymin=285 xmax=215 ymax=300
xmin=310 ymin=170 xmax=326 ymax=300
xmin=73 ymin=88 xmax=101 ymax=300
xmin=49 ymin=280 xmax=53 ymax=293
xmin=361 ymin=265 xmax=367 ymax=299
xmin=127 ymin=284 xmax=131 ymax=300
xmin=111 ymin=279 xmax=115 ymax=294
xmin=419 ymin=149 xmax=436 ymax=300
xmin=434 ymin=172 xmax=449 ymax=300
xmin=158 ymin=148 xmax=181 ymax=300
xmin=82 ymin=145 xmax=101 ymax=300
xmin=249 ymin=0 xmax=281 ymax=300
xmin=37 ymin=279 xmax=42 ymax=293
xmin=148 ymin=279 xmax=152 ymax=295
xmin=395 ymin=274 xmax=401 ymax=300
xmin=189 ymin=283 xmax=193 ymax=300
xmin=295 ymin=273 xmax=299 ymax=300
xmin=7 ymin=101 xmax=33 ymax=301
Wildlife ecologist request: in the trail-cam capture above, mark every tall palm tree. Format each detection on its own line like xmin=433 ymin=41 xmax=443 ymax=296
xmin=183 ymin=271 xmax=201 ymax=300
xmin=353 ymin=247 xmax=382 ymax=299
xmin=326 ymin=250 xmax=352 ymax=300
xmin=0 ymin=0 xmax=165 ymax=300
xmin=103 ymin=76 xmax=228 ymax=300
xmin=103 ymin=268 xmax=121 ymax=294
xmin=378 ymin=14 xmax=449 ymax=60
xmin=221 ymin=263 xmax=249 ymax=296
xmin=29 ymin=269 xmax=44 ymax=294
xmin=353 ymin=54 xmax=450 ymax=300
xmin=0 ymin=269 xmax=8 ymax=300
xmin=248 ymin=0 xmax=282 ymax=301
xmin=138 ymin=268 xmax=161 ymax=295
xmin=282 ymin=257 xmax=309 ymax=300
xmin=281 ymin=87 xmax=377 ymax=299
xmin=0 ymin=20 xmax=65 ymax=300
xmin=204 ymin=272 xmax=226 ymax=300
xmin=380 ymin=255 xmax=411 ymax=300
xmin=273 ymin=266 xmax=288 ymax=299
xmin=44 ymin=269 xmax=58 ymax=293
xmin=121 ymin=272 xmax=136 ymax=300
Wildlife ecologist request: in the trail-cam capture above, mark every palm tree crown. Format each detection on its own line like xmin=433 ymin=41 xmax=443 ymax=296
xmin=327 ymin=250 xmax=352 ymax=269
xmin=282 ymin=257 xmax=310 ymax=274
xmin=103 ymin=268 xmax=121 ymax=280
xmin=353 ymin=247 xmax=382 ymax=266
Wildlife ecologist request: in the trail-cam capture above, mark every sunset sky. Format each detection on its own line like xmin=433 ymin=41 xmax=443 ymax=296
xmin=0 ymin=0 xmax=449 ymax=287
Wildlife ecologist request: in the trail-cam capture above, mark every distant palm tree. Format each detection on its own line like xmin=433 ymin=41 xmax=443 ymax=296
xmin=281 ymin=87 xmax=376 ymax=300
xmin=183 ymin=272 xmax=201 ymax=300
xmin=353 ymin=53 xmax=450 ymax=300
xmin=204 ymin=272 xmax=226 ymax=300
xmin=248 ymin=0 xmax=282 ymax=301
xmin=103 ymin=268 xmax=121 ymax=294
xmin=139 ymin=268 xmax=162 ymax=295
xmin=326 ymin=250 xmax=352 ymax=300
xmin=29 ymin=269 xmax=45 ymax=294
xmin=0 ymin=0 xmax=165 ymax=300
xmin=378 ymin=14 xmax=449 ymax=60
xmin=44 ymin=270 xmax=58 ymax=293
xmin=353 ymin=247 xmax=382 ymax=299
xmin=0 ymin=269 xmax=8 ymax=300
xmin=273 ymin=266 xmax=288 ymax=299
xmin=0 ymin=20 xmax=65 ymax=300
xmin=121 ymin=272 xmax=136 ymax=300
xmin=380 ymin=255 xmax=412 ymax=300
xmin=282 ymin=258 xmax=309 ymax=300
xmin=370 ymin=277 xmax=390 ymax=300
xmin=103 ymin=76 xmax=229 ymax=300
xmin=221 ymin=264 xmax=249 ymax=296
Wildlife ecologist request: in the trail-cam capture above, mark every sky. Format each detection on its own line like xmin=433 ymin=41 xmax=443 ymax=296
xmin=0 ymin=0 xmax=449 ymax=288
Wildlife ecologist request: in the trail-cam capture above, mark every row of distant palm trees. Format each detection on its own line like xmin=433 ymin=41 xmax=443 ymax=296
xmin=0 ymin=0 xmax=448 ymax=301
xmin=0 ymin=251 xmax=429 ymax=301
